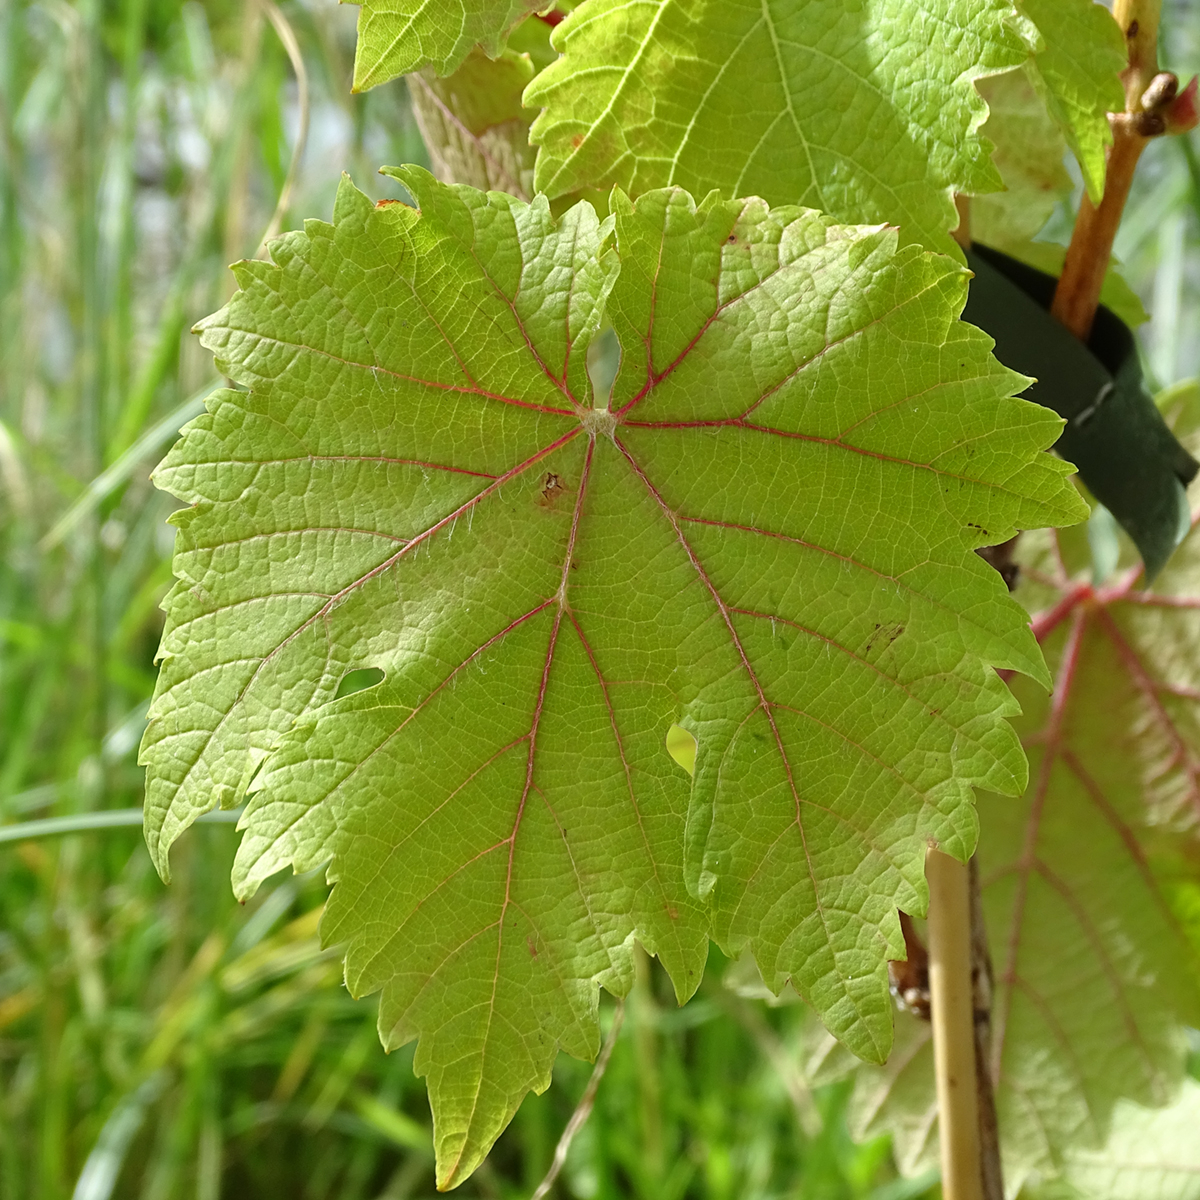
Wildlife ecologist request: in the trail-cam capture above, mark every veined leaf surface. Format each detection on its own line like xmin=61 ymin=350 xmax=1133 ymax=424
xmin=972 ymin=67 xmax=1073 ymax=252
xmin=823 ymin=522 xmax=1200 ymax=1194
xmin=347 ymin=0 xmax=548 ymax=87
xmin=405 ymin=16 xmax=560 ymax=200
xmin=526 ymin=0 xmax=1036 ymax=250
xmin=1019 ymin=0 xmax=1126 ymax=202
xmin=142 ymin=170 xmax=1084 ymax=1185
xmin=1050 ymin=1080 xmax=1200 ymax=1200
xmin=407 ymin=47 xmax=538 ymax=198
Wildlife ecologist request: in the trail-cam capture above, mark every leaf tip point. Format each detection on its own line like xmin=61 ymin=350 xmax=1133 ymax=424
xmin=148 ymin=839 xmax=172 ymax=886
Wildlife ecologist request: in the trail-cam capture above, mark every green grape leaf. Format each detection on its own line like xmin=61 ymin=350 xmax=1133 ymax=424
xmin=142 ymin=169 xmax=1084 ymax=1186
xmin=969 ymin=66 xmax=1145 ymax=328
xmin=406 ymin=17 xmax=563 ymax=199
xmin=824 ymin=524 xmax=1200 ymax=1194
xmin=347 ymin=0 xmax=549 ymax=89
xmin=1048 ymin=1080 xmax=1200 ymax=1200
xmin=408 ymin=46 xmax=538 ymax=198
xmin=525 ymin=0 xmax=1037 ymax=250
xmin=972 ymin=66 xmax=1073 ymax=250
xmin=1018 ymin=0 xmax=1126 ymax=203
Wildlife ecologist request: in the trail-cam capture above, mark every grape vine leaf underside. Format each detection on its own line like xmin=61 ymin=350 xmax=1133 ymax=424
xmin=404 ymin=14 xmax=559 ymax=201
xmin=1017 ymin=0 xmax=1126 ymax=204
xmin=1056 ymin=1079 xmax=1200 ymax=1200
xmin=347 ymin=0 xmax=546 ymax=87
xmin=806 ymin=521 xmax=1200 ymax=1196
xmin=407 ymin=46 xmax=538 ymax=199
xmin=973 ymin=67 xmax=1074 ymax=253
xmin=141 ymin=170 xmax=1085 ymax=1186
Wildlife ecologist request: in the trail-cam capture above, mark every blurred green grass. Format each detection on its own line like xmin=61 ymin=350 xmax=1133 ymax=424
xmin=0 ymin=1 xmax=1196 ymax=1197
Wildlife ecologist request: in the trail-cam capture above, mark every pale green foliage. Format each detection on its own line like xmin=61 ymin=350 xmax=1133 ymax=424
xmin=1049 ymin=1080 xmax=1200 ymax=1200
xmin=807 ymin=519 xmax=1200 ymax=1195
xmin=970 ymin=66 xmax=1147 ymax=327
xmin=984 ymin=593 xmax=1200 ymax=1191
xmin=143 ymin=168 xmax=1084 ymax=1185
xmin=973 ymin=67 xmax=1073 ymax=250
xmin=347 ymin=0 xmax=545 ymax=87
xmin=407 ymin=48 xmax=538 ymax=197
xmin=405 ymin=18 xmax=559 ymax=199
xmin=526 ymin=0 xmax=1037 ymax=250
xmin=1018 ymin=0 xmax=1126 ymax=202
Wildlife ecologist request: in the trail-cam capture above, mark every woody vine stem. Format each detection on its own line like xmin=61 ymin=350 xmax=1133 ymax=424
xmin=1051 ymin=0 xmax=1198 ymax=338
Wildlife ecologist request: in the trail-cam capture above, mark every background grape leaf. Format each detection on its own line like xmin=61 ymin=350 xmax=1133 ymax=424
xmin=1042 ymin=1079 xmax=1200 ymax=1200
xmin=142 ymin=169 xmax=1085 ymax=1186
xmin=407 ymin=45 xmax=539 ymax=198
xmin=972 ymin=67 xmax=1073 ymax=252
xmin=970 ymin=66 xmax=1147 ymax=326
xmin=346 ymin=0 xmax=551 ymax=88
xmin=803 ymin=512 xmax=1200 ymax=1196
xmin=404 ymin=15 xmax=563 ymax=201
xmin=525 ymin=0 xmax=1037 ymax=251
xmin=1017 ymin=0 xmax=1126 ymax=203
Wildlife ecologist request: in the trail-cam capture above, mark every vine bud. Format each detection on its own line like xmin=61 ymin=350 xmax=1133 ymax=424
xmin=1135 ymin=111 xmax=1167 ymax=137
xmin=1164 ymin=75 xmax=1199 ymax=136
xmin=1141 ymin=71 xmax=1178 ymax=111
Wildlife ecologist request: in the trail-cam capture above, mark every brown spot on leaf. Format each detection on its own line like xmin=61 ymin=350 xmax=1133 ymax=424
xmin=571 ymin=134 xmax=584 ymax=149
xmin=375 ymin=198 xmax=403 ymax=208
xmin=865 ymin=622 xmax=905 ymax=654
xmin=537 ymin=472 xmax=571 ymax=508
xmin=527 ymin=937 xmax=538 ymax=958
xmin=667 ymin=904 xmax=679 ymax=921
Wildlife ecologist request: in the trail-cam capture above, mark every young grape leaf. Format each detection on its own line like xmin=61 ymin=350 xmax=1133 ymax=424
xmin=407 ymin=47 xmax=538 ymax=198
xmin=406 ymin=18 xmax=558 ymax=200
xmin=1018 ymin=0 xmax=1126 ymax=203
xmin=142 ymin=169 xmax=1084 ymax=1186
xmin=969 ymin=67 xmax=1145 ymax=329
xmin=1046 ymin=1079 xmax=1200 ymax=1200
xmin=347 ymin=0 xmax=549 ymax=88
xmin=815 ymin=523 xmax=1200 ymax=1195
xmin=972 ymin=67 xmax=1073 ymax=251
xmin=525 ymin=0 xmax=1038 ymax=250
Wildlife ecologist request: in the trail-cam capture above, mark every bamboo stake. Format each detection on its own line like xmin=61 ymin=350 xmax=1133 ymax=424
xmin=927 ymin=848 xmax=983 ymax=1200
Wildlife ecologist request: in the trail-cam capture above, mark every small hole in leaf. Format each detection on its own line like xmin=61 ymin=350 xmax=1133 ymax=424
xmin=587 ymin=326 xmax=621 ymax=410
xmin=665 ymin=724 xmax=697 ymax=777
xmin=335 ymin=667 xmax=384 ymax=700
